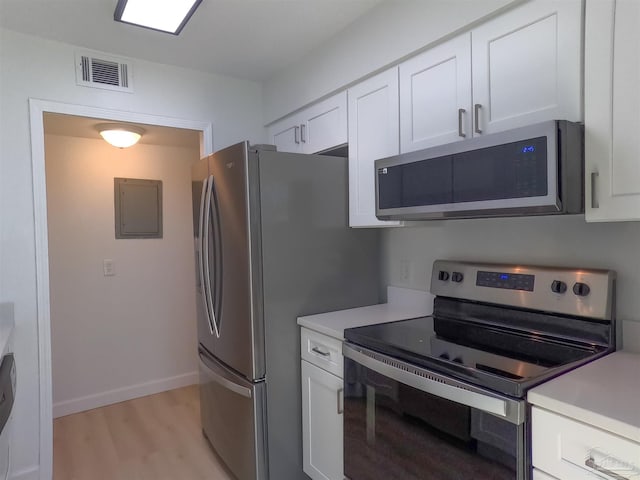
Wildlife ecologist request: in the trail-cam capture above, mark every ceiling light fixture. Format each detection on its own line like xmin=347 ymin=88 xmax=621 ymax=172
xmin=114 ymin=0 xmax=203 ymax=35
xmin=96 ymin=123 xmax=145 ymax=148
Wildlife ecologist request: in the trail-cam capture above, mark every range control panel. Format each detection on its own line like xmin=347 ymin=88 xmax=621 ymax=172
xmin=430 ymin=260 xmax=616 ymax=320
xmin=476 ymin=271 xmax=535 ymax=291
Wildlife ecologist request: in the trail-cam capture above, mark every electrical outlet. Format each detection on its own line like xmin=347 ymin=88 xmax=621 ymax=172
xmin=399 ymin=260 xmax=411 ymax=283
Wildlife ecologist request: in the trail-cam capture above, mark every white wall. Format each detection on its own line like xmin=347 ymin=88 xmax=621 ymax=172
xmin=263 ymin=0 xmax=518 ymax=123
xmin=45 ymin=133 xmax=199 ymax=418
xmin=0 ymin=28 xmax=263 ymax=478
xmin=381 ymin=215 xmax=640 ymax=343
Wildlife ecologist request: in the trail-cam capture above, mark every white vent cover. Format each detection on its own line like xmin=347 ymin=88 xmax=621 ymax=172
xmin=75 ymin=51 xmax=133 ymax=93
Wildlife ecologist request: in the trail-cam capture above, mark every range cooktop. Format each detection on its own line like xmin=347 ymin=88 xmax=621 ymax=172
xmin=345 ymin=261 xmax=617 ymax=398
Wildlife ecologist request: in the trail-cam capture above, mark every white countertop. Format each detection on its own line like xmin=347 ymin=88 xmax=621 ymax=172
xmin=528 ymin=351 xmax=640 ymax=443
xmin=0 ymin=303 xmax=15 ymax=357
xmin=297 ymin=286 xmax=433 ymax=340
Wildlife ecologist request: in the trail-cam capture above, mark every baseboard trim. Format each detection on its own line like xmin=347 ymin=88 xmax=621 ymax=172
xmin=53 ymin=371 xmax=198 ymax=418
xmin=10 ymin=465 xmax=39 ymax=480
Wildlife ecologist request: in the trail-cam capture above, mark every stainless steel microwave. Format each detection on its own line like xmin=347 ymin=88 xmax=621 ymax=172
xmin=375 ymin=121 xmax=583 ymax=220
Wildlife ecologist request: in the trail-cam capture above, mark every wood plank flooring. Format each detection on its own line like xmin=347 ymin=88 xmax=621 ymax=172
xmin=53 ymin=385 xmax=235 ymax=480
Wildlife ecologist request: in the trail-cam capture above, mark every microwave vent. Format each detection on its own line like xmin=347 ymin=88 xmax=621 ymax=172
xmin=75 ymin=51 xmax=133 ymax=93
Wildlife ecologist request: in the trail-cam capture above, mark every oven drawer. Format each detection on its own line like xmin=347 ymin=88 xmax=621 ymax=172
xmin=301 ymin=327 xmax=343 ymax=378
xmin=532 ymin=407 xmax=640 ymax=480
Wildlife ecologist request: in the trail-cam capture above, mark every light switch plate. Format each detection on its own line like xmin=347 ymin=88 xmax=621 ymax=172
xmin=103 ymin=259 xmax=115 ymax=276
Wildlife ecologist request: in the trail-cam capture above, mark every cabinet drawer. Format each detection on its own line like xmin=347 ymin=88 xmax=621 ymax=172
xmin=532 ymin=407 xmax=640 ymax=480
xmin=301 ymin=328 xmax=343 ymax=378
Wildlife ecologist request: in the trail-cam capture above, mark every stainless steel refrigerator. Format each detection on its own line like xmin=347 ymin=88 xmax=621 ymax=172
xmin=191 ymin=141 xmax=379 ymax=480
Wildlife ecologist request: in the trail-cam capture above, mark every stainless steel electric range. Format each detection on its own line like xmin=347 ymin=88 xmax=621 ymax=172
xmin=343 ymin=260 xmax=617 ymax=480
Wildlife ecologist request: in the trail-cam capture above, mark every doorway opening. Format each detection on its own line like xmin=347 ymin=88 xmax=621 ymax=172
xmin=30 ymin=100 xmax=214 ymax=480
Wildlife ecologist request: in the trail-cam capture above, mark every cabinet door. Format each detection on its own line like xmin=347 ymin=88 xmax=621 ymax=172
xmin=268 ymin=116 xmax=302 ymax=153
xmin=586 ymin=0 xmax=640 ymax=221
xmin=348 ymin=68 xmax=402 ymax=227
xmin=300 ymin=92 xmax=347 ymax=154
xmin=471 ymin=0 xmax=583 ymax=135
xmin=301 ymin=360 xmax=343 ymax=480
xmin=400 ymin=33 xmax=472 ymax=152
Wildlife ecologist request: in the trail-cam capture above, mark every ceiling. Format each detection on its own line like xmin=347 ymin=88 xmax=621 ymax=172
xmin=44 ymin=112 xmax=201 ymax=148
xmin=0 ymin=0 xmax=382 ymax=82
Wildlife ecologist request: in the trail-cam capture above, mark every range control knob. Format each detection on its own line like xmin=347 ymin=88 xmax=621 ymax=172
xmin=438 ymin=271 xmax=450 ymax=281
xmin=551 ymin=280 xmax=567 ymax=294
xmin=451 ymin=272 xmax=464 ymax=283
xmin=572 ymin=282 xmax=591 ymax=297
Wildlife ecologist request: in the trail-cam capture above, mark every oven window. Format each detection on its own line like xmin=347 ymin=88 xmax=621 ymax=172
xmin=344 ymin=358 xmax=522 ymax=480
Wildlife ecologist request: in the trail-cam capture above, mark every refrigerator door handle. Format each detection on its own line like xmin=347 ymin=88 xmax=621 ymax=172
xmin=209 ymin=175 xmax=223 ymax=337
xmin=203 ymin=175 xmax=217 ymax=336
xmin=198 ymin=177 xmax=214 ymax=335
xmin=199 ymin=352 xmax=252 ymax=398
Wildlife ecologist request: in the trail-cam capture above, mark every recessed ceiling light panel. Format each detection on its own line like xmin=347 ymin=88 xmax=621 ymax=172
xmin=114 ymin=0 xmax=203 ymax=35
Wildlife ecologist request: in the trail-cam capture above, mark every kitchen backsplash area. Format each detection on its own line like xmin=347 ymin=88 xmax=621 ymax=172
xmin=381 ymin=213 xmax=640 ymax=349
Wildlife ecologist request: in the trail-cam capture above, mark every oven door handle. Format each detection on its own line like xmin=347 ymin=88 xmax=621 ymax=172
xmin=344 ymin=344 xmax=523 ymax=425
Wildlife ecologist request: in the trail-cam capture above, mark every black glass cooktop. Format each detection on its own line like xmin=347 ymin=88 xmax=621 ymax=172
xmin=344 ymin=298 xmax=611 ymax=398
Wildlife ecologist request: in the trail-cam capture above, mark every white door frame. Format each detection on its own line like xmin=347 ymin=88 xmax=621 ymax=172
xmin=29 ymin=98 xmax=213 ymax=480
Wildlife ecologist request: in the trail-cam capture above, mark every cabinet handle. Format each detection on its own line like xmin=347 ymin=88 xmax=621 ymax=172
xmin=300 ymin=124 xmax=306 ymax=143
xmin=337 ymin=388 xmax=344 ymax=414
xmin=585 ymin=457 xmax=630 ymax=480
xmin=474 ymin=104 xmax=483 ymax=134
xmin=458 ymin=108 xmax=466 ymax=138
xmin=591 ymin=172 xmax=599 ymax=209
xmin=294 ymin=126 xmax=300 ymax=144
xmin=311 ymin=346 xmax=330 ymax=357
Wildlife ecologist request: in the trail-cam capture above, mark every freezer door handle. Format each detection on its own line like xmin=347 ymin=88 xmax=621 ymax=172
xmin=199 ymin=352 xmax=252 ymax=398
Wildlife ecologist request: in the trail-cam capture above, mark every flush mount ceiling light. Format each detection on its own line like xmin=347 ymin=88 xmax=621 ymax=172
xmin=114 ymin=0 xmax=203 ymax=35
xmin=96 ymin=123 xmax=145 ymax=148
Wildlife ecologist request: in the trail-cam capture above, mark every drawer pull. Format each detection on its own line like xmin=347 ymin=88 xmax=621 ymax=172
xmin=585 ymin=457 xmax=631 ymax=480
xmin=311 ymin=346 xmax=330 ymax=357
xmin=337 ymin=388 xmax=344 ymax=414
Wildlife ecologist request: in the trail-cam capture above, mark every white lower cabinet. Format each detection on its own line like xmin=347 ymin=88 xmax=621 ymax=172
xmin=532 ymin=469 xmax=559 ymax=480
xmin=300 ymin=327 xmax=344 ymax=480
xmin=532 ymin=407 xmax=640 ymax=480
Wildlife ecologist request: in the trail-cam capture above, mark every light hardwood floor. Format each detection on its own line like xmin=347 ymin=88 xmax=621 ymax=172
xmin=53 ymin=385 xmax=235 ymax=480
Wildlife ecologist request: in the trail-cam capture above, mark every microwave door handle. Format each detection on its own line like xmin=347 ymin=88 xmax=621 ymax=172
xmin=203 ymin=175 xmax=216 ymax=336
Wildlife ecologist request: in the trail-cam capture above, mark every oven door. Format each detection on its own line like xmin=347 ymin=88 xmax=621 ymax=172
xmin=343 ymin=344 xmax=528 ymax=480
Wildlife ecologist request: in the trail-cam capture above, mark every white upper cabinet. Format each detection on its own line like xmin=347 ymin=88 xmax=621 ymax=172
xmin=267 ymin=92 xmax=347 ymax=155
xmin=348 ymin=67 xmax=402 ymax=228
xmin=270 ymin=121 xmax=303 ymax=153
xmin=471 ymin=0 xmax=583 ymax=135
xmin=585 ymin=0 xmax=640 ymax=222
xmin=398 ymin=0 xmax=583 ymax=154
xmin=300 ymin=93 xmax=347 ymax=154
xmin=400 ymin=33 xmax=472 ymax=152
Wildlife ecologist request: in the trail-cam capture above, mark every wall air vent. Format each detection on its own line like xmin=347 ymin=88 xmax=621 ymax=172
xmin=75 ymin=51 xmax=134 ymax=93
